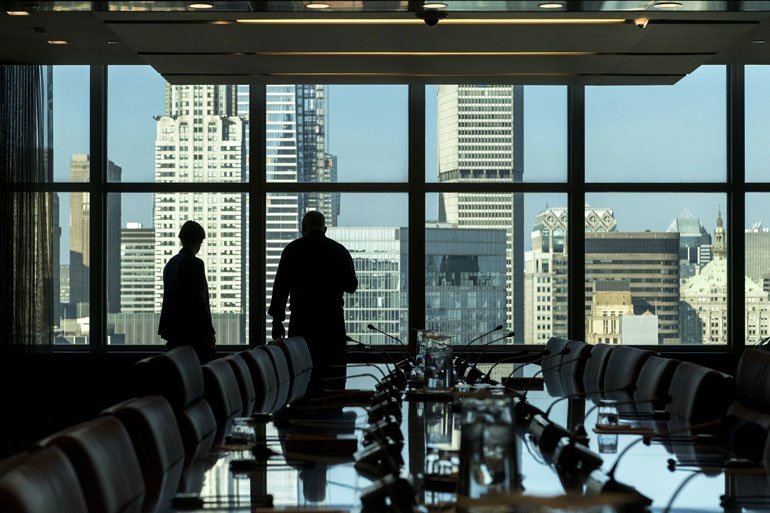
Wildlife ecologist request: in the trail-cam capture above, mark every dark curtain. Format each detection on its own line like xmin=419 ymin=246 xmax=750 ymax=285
xmin=0 ymin=65 xmax=54 ymax=348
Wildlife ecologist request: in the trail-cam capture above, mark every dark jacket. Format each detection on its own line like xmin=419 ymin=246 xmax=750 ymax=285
xmin=268 ymin=230 xmax=357 ymax=343
xmin=158 ymin=249 xmax=215 ymax=350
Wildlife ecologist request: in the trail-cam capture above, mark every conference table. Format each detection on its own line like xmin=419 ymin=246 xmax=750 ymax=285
xmin=174 ymin=366 xmax=765 ymax=512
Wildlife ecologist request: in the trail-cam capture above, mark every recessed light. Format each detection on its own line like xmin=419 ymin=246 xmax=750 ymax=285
xmin=305 ymin=1 xmax=331 ymax=8
xmin=189 ymin=3 xmax=213 ymax=8
xmin=538 ymin=2 xmax=564 ymax=8
xmin=634 ymin=18 xmax=649 ymax=28
xmin=423 ymin=2 xmax=448 ymax=8
xmin=752 ymin=39 xmax=766 ymax=44
xmin=654 ymin=2 xmax=682 ymax=8
xmin=235 ymin=18 xmax=625 ymax=25
xmin=107 ymin=40 xmax=119 ymax=45
xmin=6 ymin=11 xmax=30 ymax=16
xmin=47 ymin=40 xmax=68 ymax=45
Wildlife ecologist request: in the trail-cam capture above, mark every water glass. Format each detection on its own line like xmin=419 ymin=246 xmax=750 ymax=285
xmin=458 ymin=398 xmax=520 ymax=499
xmin=229 ymin=417 xmax=256 ymax=445
xmin=596 ymin=399 xmax=619 ymax=427
xmin=597 ymin=433 xmax=619 ymax=454
xmin=425 ymin=342 xmax=453 ymax=389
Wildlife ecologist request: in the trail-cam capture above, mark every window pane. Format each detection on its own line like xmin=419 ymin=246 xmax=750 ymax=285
xmin=425 ymin=193 xmax=567 ymax=345
xmin=265 ymin=193 xmax=408 ymax=344
xmin=54 ymin=192 xmax=90 ymax=345
xmin=107 ymin=192 xmax=248 ymax=345
xmin=53 ymin=66 xmax=90 ymax=182
xmin=746 ymin=66 xmax=770 ymax=182
xmin=586 ymin=65 xmax=726 ymax=183
xmin=266 ymin=85 xmax=407 ymax=183
xmin=426 ymin=85 xmax=567 ymax=183
xmin=744 ymin=194 xmax=770 ymax=345
xmin=108 ymin=66 xmax=248 ymax=183
xmin=584 ymin=193 xmax=726 ymax=345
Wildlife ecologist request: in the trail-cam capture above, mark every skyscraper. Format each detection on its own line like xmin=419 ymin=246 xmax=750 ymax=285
xmin=264 ymin=85 xmax=331 ymax=339
xmin=666 ymin=209 xmax=711 ymax=279
xmin=120 ymin=223 xmax=155 ymax=313
xmin=69 ymin=154 xmax=122 ymax=317
xmin=436 ymin=85 xmax=524 ymax=341
xmin=153 ymin=84 xmax=246 ymax=342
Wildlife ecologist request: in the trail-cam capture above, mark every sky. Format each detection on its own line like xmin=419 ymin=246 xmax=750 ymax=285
xmin=52 ymin=64 xmax=770 ymax=263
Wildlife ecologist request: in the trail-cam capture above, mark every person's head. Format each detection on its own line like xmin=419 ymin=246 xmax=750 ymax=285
xmin=301 ymin=211 xmax=326 ymax=236
xmin=179 ymin=220 xmax=206 ymax=254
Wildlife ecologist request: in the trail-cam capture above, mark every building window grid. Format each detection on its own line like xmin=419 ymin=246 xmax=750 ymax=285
xmin=46 ymin=66 xmax=752 ymax=353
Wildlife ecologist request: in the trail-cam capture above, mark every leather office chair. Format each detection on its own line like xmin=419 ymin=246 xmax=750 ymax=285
xmin=727 ymin=348 xmax=770 ymax=430
xmin=37 ymin=416 xmax=145 ymax=513
xmin=239 ymin=348 xmax=280 ymax=414
xmin=102 ymin=396 xmax=185 ymax=513
xmin=602 ymin=346 xmax=654 ymax=398
xmin=0 ymin=447 xmax=88 ymax=513
xmin=258 ymin=344 xmax=291 ymax=410
xmin=276 ymin=337 xmax=313 ymax=402
xmin=582 ymin=344 xmax=615 ymax=398
xmin=202 ymin=358 xmax=244 ymax=441
xmin=225 ymin=354 xmax=257 ymax=416
xmin=559 ymin=339 xmax=591 ymax=396
xmin=137 ymin=347 xmax=217 ymax=465
xmin=543 ymin=337 xmax=569 ymax=397
xmin=667 ymin=362 xmax=735 ymax=427
xmin=633 ymin=356 xmax=680 ymax=413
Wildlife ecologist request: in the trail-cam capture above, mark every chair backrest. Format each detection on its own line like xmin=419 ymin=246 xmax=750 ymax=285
xmin=142 ymin=346 xmax=205 ymax=413
xmin=276 ymin=337 xmax=313 ymax=401
xmin=667 ymin=362 xmax=735 ymax=424
xmin=103 ymin=396 xmax=185 ymax=513
xmin=225 ymin=354 xmax=257 ymax=416
xmin=633 ymin=356 xmax=680 ymax=412
xmin=735 ymin=348 xmax=770 ymax=413
xmin=239 ymin=348 xmax=280 ymax=414
xmin=0 ymin=447 xmax=88 ymax=513
xmin=542 ymin=337 xmax=569 ymax=396
xmin=559 ymin=339 xmax=591 ymax=395
xmin=202 ymin=359 xmax=244 ymax=440
xmin=258 ymin=344 xmax=291 ymax=409
xmin=136 ymin=347 xmax=217 ymax=466
xmin=37 ymin=417 xmax=145 ymax=513
xmin=602 ymin=346 xmax=654 ymax=394
xmin=582 ymin=344 xmax=615 ymax=396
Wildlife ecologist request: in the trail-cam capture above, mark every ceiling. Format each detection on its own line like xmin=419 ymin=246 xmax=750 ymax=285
xmin=2 ymin=1 xmax=770 ymax=84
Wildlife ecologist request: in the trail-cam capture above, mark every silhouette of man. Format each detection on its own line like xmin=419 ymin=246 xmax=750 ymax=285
xmin=269 ymin=211 xmax=357 ymax=388
xmin=158 ymin=220 xmax=216 ymax=363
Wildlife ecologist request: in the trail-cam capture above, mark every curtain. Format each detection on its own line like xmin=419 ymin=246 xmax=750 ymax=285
xmin=0 ymin=65 xmax=54 ymax=348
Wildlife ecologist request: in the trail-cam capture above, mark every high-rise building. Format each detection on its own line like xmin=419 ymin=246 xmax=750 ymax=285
xmin=745 ymin=222 xmax=770 ymax=286
xmin=153 ymin=84 xmax=246 ymax=342
xmin=69 ymin=154 xmax=122 ymax=316
xmin=329 ymin=225 xmax=507 ymax=344
xmin=263 ymin=85 xmax=331 ymax=339
xmin=120 ymin=223 xmax=155 ymax=313
xmin=436 ymin=85 xmax=523 ymax=342
xmin=681 ymin=212 xmax=770 ymax=344
xmin=52 ymin=192 xmax=61 ymax=320
xmin=666 ymin=209 xmax=712 ymax=279
xmin=585 ymin=232 xmax=681 ymax=344
xmin=587 ymin=280 xmax=634 ymax=345
xmin=523 ymin=205 xmax=617 ymax=344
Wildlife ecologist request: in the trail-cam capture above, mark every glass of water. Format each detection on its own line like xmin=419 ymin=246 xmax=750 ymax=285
xmin=425 ymin=341 xmax=453 ymax=389
xmin=596 ymin=399 xmax=619 ymax=427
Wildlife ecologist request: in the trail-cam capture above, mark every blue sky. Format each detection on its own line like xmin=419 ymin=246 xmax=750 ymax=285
xmin=53 ymin=64 xmax=766 ymax=263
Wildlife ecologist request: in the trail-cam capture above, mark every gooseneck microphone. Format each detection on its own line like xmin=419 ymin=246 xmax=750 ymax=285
xmin=346 ymin=336 xmax=397 ymax=374
xmin=543 ymin=384 xmax=636 ymax=418
xmin=507 ymin=347 xmax=569 ymax=384
xmin=368 ymin=324 xmax=412 ymax=363
xmin=467 ymin=331 xmax=517 ymax=367
xmin=454 ymin=324 xmax=504 ymax=368
xmin=465 ymin=349 xmax=528 ymax=386
xmin=519 ymin=350 xmax=587 ymax=399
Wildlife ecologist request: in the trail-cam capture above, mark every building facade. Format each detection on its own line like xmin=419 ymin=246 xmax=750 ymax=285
xmin=436 ymin=85 xmax=524 ymax=341
xmin=152 ymin=84 xmax=247 ymax=343
xmin=119 ymin=223 xmax=155 ymax=313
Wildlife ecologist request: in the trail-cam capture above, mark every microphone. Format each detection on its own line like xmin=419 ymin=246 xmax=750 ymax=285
xmin=467 ymin=331 xmax=517 ymax=367
xmin=465 ymin=349 xmax=529 ymax=386
xmin=454 ymin=324 xmax=504 ymax=372
xmin=519 ymin=349 xmax=584 ymax=399
xmin=368 ymin=324 xmax=412 ymax=363
xmin=504 ymin=347 xmax=569 ymax=387
xmin=346 ymin=336 xmax=397 ymax=373
xmin=543 ymin=384 xmax=636 ymax=419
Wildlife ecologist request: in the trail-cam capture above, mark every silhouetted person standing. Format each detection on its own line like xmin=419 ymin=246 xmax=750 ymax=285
xmin=159 ymin=220 xmax=216 ymax=363
xmin=269 ymin=211 xmax=357 ymax=389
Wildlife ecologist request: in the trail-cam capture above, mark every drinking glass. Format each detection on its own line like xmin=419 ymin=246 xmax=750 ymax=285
xmin=425 ymin=342 xmax=453 ymax=389
xmin=596 ymin=399 xmax=619 ymax=427
xmin=229 ymin=417 xmax=256 ymax=445
xmin=458 ymin=398 xmax=520 ymax=499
